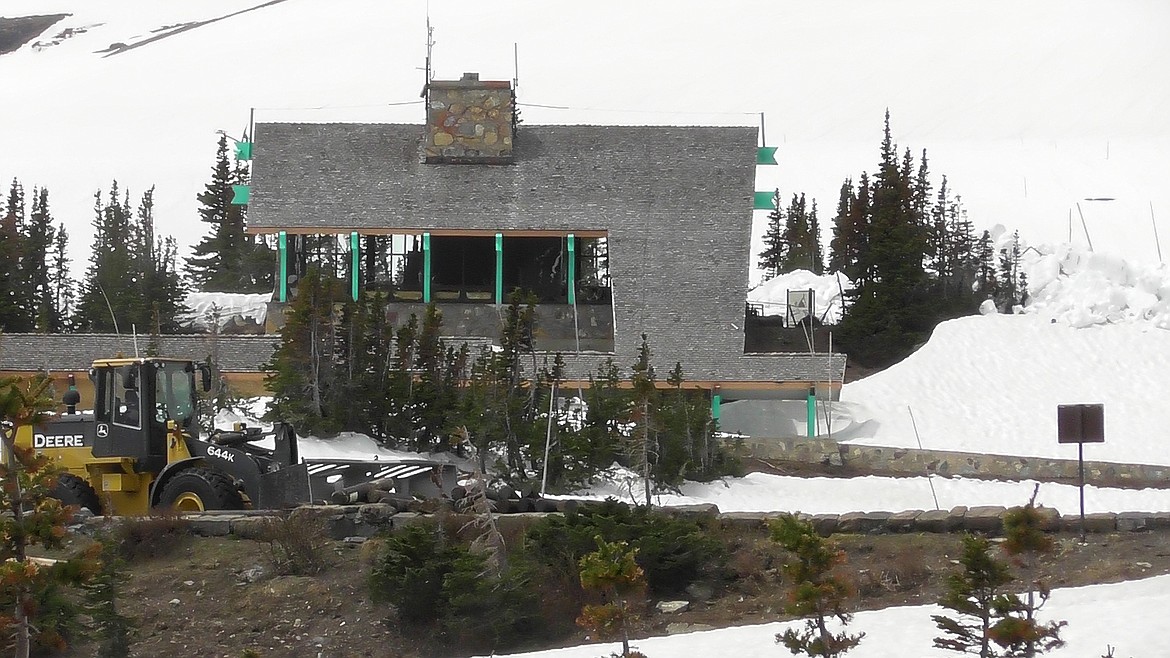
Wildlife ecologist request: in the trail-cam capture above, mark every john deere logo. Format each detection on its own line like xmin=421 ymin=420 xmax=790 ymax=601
xmin=96 ymin=423 xmax=109 ymax=438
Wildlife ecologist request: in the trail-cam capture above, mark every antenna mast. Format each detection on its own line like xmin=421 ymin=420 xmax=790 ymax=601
xmin=420 ymin=12 xmax=436 ymax=121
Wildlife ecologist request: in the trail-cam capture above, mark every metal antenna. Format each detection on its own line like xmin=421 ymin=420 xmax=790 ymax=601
xmin=759 ymin=112 xmax=766 ymax=146
xmin=513 ymin=42 xmax=519 ymax=90
xmin=96 ymin=282 xmax=119 ymax=335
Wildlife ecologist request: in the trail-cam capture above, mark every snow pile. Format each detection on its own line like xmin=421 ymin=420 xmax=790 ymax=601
xmin=1022 ymin=243 xmax=1170 ymax=329
xmin=747 ymin=270 xmax=853 ymax=324
xmin=180 ymin=292 xmax=269 ymax=331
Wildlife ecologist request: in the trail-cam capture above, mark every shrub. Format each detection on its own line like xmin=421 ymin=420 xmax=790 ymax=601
xmin=257 ymin=513 xmax=331 ymax=576
xmin=369 ymin=525 xmax=546 ymax=652
xmin=110 ymin=511 xmax=191 ymax=561
xmin=525 ymin=498 xmax=724 ymax=595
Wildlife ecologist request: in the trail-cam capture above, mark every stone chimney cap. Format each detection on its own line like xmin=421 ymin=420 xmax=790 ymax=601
xmin=461 ymin=72 xmax=479 ymax=81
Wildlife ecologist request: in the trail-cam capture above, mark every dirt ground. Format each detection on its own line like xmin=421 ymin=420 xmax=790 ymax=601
xmin=44 ymin=509 xmax=1170 ymax=658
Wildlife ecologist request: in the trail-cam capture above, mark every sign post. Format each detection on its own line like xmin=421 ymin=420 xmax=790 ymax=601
xmin=1057 ymin=403 xmax=1105 ymax=543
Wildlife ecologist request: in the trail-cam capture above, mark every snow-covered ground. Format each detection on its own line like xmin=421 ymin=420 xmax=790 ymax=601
xmin=1 ymin=1 xmax=1167 ymax=285
xmin=473 ymin=573 xmax=1168 ymax=658
xmin=180 ymin=291 xmax=269 ymax=330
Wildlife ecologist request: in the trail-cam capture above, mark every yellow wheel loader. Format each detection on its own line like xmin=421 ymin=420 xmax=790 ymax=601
xmin=12 ymin=357 xmax=456 ymax=516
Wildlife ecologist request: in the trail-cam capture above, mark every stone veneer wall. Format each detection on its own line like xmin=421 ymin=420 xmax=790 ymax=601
xmin=733 ymin=436 xmax=1170 ymax=488
xmin=424 ymin=74 xmax=514 ymax=162
xmin=123 ymin=504 xmax=1170 ymax=542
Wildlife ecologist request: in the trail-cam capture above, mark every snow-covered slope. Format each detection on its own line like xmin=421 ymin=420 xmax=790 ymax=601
xmin=835 ymin=240 xmax=1170 ymax=465
xmin=1 ymin=1 xmax=1167 ymax=284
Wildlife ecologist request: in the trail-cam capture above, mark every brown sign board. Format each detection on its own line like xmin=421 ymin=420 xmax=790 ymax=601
xmin=1057 ymin=404 xmax=1105 ymax=444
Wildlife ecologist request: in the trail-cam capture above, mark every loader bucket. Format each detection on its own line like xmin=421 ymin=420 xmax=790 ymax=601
xmin=303 ymin=459 xmax=458 ymax=504
xmin=257 ymin=462 xmax=313 ymax=508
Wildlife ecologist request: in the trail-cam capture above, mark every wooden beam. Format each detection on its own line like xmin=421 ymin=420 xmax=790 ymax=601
xmin=247 ymin=227 xmax=609 ymax=238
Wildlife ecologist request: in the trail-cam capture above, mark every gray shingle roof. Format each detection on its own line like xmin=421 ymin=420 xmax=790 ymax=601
xmin=0 ymin=334 xmax=278 ymax=372
xmin=248 ymin=122 xmax=846 ymax=390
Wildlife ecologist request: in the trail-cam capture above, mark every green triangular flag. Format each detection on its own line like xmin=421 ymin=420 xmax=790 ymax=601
xmin=753 ymin=191 xmax=776 ymax=210
xmin=757 ymin=146 xmax=778 ymax=165
xmin=235 ymin=141 xmax=253 ymax=161
xmin=231 ymin=184 xmax=250 ymax=205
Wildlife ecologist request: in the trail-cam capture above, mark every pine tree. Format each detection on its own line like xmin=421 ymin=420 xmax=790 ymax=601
xmin=575 ymin=537 xmax=648 ymax=658
xmin=808 ymin=199 xmax=824 ymax=275
xmin=264 ymin=270 xmax=343 ymax=435
xmin=758 ymin=189 xmax=786 ymax=280
xmin=0 ymin=374 xmax=103 ymax=657
xmin=627 ymin=334 xmax=657 ymax=507
xmin=771 ymin=515 xmax=864 ymax=657
xmin=25 ymin=188 xmax=58 ymax=332
xmin=0 ymin=179 xmax=33 ymax=332
xmin=76 ymin=184 xmax=186 ymax=333
xmin=76 ymin=183 xmax=135 ymax=333
xmin=49 ymin=223 xmax=74 ymax=332
xmin=828 ymin=179 xmax=854 ymax=276
xmin=996 ymin=489 xmax=1066 ymax=656
xmin=932 ymin=534 xmax=1017 ymax=658
xmin=186 ymin=135 xmax=273 ymax=292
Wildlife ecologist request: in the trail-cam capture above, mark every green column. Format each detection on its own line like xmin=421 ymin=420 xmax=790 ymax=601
xmin=349 ymin=232 xmax=359 ymax=302
xmin=806 ymin=386 xmax=816 ymax=438
xmin=711 ymin=389 xmax=721 ymax=422
xmin=278 ymin=231 xmax=288 ymax=302
xmin=567 ymin=234 xmax=576 ymax=305
xmin=495 ymin=232 xmax=504 ymax=304
xmin=422 ymin=233 xmax=431 ymax=303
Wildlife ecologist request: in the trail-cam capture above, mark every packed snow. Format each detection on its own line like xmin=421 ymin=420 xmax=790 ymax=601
xmin=180 ymin=291 xmax=269 ymax=330
xmin=747 ymin=270 xmax=853 ymax=324
xmin=473 ymin=574 xmax=1169 ymax=658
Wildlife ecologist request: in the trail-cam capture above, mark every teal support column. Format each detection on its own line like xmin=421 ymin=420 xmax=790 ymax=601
xmin=567 ymin=234 xmax=576 ymax=305
xmin=711 ymin=389 xmax=721 ymax=424
xmin=495 ymin=232 xmax=504 ymax=304
xmin=349 ymin=232 xmax=359 ymax=301
xmin=806 ymin=386 xmax=816 ymax=438
xmin=278 ymin=231 xmax=288 ymax=302
xmin=422 ymin=233 xmax=431 ymax=303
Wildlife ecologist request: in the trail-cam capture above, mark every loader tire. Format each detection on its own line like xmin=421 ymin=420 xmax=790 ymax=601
xmin=52 ymin=474 xmax=101 ymax=516
xmin=159 ymin=467 xmax=244 ymax=512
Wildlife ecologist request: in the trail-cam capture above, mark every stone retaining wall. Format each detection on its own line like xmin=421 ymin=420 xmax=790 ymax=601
xmin=735 ymin=436 xmax=1170 ymax=488
xmin=108 ymin=503 xmax=1170 ymax=541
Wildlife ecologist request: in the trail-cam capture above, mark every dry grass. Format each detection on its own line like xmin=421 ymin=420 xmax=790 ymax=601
xmin=109 ymin=510 xmax=192 ymax=560
xmin=256 ymin=513 xmax=332 ymax=576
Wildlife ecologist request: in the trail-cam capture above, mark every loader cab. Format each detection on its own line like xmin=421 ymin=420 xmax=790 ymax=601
xmin=90 ymin=358 xmax=203 ymax=470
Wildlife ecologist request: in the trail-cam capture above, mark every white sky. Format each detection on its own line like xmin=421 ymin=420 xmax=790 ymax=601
xmin=1 ymin=1 xmax=1168 ymax=283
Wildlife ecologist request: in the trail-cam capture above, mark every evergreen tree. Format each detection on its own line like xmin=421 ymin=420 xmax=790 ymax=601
xmin=0 ymin=179 xmax=33 ymax=332
xmin=758 ymin=189 xmax=786 ymax=280
xmin=264 ymin=270 xmax=343 ymax=435
xmin=808 ymin=199 xmax=824 ymax=275
xmin=186 ymin=135 xmax=273 ymax=292
xmin=76 ymin=184 xmax=134 ymax=333
xmin=932 ymin=534 xmax=1017 ymax=658
xmin=0 ymin=374 xmax=103 ymax=657
xmin=49 ymin=223 xmax=74 ymax=332
xmin=975 ymin=230 xmax=998 ymax=301
xmin=25 ymin=188 xmax=58 ymax=332
xmin=76 ymin=184 xmax=186 ymax=333
xmin=627 ymin=334 xmax=657 ymax=507
xmin=575 ymin=537 xmax=648 ymax=658
xmin=771 ymin=515 xmax=864 ymax=657
xmin=997 ymin=489 xmax=1066 ymax=656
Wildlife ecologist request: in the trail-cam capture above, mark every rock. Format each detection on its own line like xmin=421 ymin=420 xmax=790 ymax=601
xmin=342 ymin=536 xmax=367 ymax=545
xmin=809 ymin=514 xmax=839 ymax=537
xmin=1136 ymin=561 xmax=1153 ymax=569
xmin=358 ymin=503 xmax=397 ymax=525
xmin=656 ymin=600 xmax=689 ymax=614
xmin=663 ymin=503 xmax=720 ymax=522
xmin=169 ymin=598 xmax=180 ymax=605
xmin=913 ymin=510 xmax=951 ymax=533
xmin=231 ymin=516 xmax=273 ymax=540
xmin=837 ymin=511 xmax=892 ymax=534
xmin=887 ymin=510 xmax=923 ymax=532
xmin=946 ymin=506 xmax=969 ymax=530
xmin=186 ymin=515 xmax=239 ymax=537
xmin=1062 ymin=513 xmax=1117 ymax=533
xmin=719 ymin=512 xmax=768 ymax=531
xmin=239 ymin=566 xmax=267 ymax=583
xmin=685 ymin=582 xmax=716 ymax=602
xmin=665 ymin=622 xmax=714 ymax=635
xmin=1117 ymin=512 xmax=1155 ymax=533
xmin=533 ymin=498 xmax=559 ymax=513
xmin=963 ymin=506 xmax=1007 ymax=534
xmin=433 ymin=132 xmax=453 ymax=146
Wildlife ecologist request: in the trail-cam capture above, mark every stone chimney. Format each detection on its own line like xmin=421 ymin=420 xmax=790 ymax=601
xmin=424 ymin=72 xmax=515 ymax=164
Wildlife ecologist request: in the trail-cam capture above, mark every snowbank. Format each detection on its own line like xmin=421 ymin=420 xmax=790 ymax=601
xmin=747 ymin=270 xmax=853 ymax=324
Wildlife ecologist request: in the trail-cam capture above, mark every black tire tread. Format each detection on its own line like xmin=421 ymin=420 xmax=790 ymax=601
xmin=53 ymin=473 xmax=102 ymax=515
xmin=159 ymin=467 xmax=244 ymax=511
